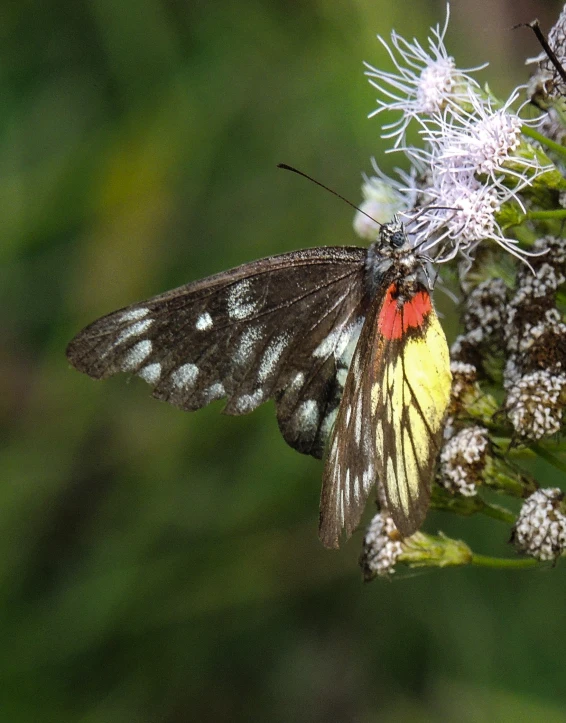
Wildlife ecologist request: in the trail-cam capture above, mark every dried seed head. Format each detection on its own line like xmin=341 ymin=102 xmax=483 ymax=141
xmin=447 ymin=361 xmax=479 ymax=420
xmin=463 ymin=278 xmax=507 ymax=342
xmin=506 ymin=370 xmax=566 ymax=439
xmin=439 ymin=426 xmax=489 ymax=497
xmin=360 ymin=512 xmax=403 ymax=579
xmin=504 ymin=235 xmax=566 ymax=397
xmin=512 ymin=488 xmax=566 ymax=561
xmin=528 ymin=6 xmax=566 ymax=105
xmin=451 ymin=278 xmax=508 ymax=369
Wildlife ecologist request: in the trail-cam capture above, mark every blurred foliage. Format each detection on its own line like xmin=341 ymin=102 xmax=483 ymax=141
xmin=1 ymin=1 xmax=566 ymax=721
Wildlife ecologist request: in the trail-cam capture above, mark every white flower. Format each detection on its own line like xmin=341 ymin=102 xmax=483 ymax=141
xmin=408 ymin=172 xmax=506 ymax=261
xmin=365 ymin=4 xmax=485 ymax=146
xmin=359 ymin=4 xmax=553 ymax=269
xmin=421 ymin=91 xmax=543 ymax=186
xmin=415 ymin=90 xmax=549 ymax=203
xmin=353 ymin=160 xmax=420 ymax=239
xmin=353 ymin=177 xmax=405 ymax=239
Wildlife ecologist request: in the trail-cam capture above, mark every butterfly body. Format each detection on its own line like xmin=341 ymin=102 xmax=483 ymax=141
xmin=67 ymin=219 xmax=452 ymax=548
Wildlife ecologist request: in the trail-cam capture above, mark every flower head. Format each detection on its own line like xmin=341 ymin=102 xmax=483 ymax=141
xmin=419 ymin=90 xmax=542 ymax=189
xmin=353 ymin=162 xmax=417 ymax=239
xmin=359 ymin=511 xmax=403 ymax=579
xmin=439 ymin=425 xmax=489 ymax=497
xmin=506 ymin=370 xmax=566 ymax=440
xmin=366 ymin=4 xmax=485 ymax=146
xmin=512 ymin=488 xmax=566 ymax=561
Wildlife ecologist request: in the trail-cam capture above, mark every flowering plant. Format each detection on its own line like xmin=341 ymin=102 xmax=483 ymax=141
xmin=358 ymin=4 xmax=566 ymax=578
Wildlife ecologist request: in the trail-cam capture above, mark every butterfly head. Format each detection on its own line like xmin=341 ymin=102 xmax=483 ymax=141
xmin=379 ymin=217 xmax=408 ymax=250
xmin=365 ymin=216 xmax=428 ymax=294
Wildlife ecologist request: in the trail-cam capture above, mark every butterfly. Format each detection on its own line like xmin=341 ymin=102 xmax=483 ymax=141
xmin=66 ymin=217 xmax=452 ymax=548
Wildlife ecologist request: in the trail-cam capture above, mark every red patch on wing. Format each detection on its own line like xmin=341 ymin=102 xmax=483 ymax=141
xmin=378 ymin=283 xmax=432 ymax=340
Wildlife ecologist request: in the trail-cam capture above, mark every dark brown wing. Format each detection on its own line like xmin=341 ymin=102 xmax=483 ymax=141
xmin=66 ymin=247 xmax=368 ymax=458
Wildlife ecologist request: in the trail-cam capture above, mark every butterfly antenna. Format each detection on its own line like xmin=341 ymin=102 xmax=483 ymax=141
xmin=514 ymin=20 xmax=566 ymax=85
xmin=277 ymin=163 xmax=383 ymax=228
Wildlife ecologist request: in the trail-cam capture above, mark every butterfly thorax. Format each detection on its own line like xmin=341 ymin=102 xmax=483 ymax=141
xmin=364 ymin=219 xmax=428 ymax=301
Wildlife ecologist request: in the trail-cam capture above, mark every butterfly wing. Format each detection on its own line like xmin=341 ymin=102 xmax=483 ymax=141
xmin=66 ymin=247 xmax=368 ymax=458
xmin=319 ymin=281 xmax=452 ymax=548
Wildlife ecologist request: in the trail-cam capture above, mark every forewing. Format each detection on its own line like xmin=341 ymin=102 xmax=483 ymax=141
xmin=66 ymin=247 xmax=367 ymax=458
xmin=319 ymin=282 xmax=452 ymax=548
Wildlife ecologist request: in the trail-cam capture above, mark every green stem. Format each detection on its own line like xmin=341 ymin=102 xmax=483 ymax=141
xmin=470 ymin=554 xmax=541 ymax=569
xmin=478 ymin=502 xmax=516 ymax=525
xmin=530 ymin=443 xmax=566 ymax=475
xmin=522 ymin=125 xmax=566 ymax=159
xmin=525 ymin=210 xmax=566 ymax=221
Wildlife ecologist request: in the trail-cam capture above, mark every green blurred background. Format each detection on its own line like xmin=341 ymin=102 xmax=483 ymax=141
xmin=2 ymin=1 xmax=566 ymax=721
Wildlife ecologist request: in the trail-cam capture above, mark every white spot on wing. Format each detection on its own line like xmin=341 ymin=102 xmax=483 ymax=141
xmin=122 ymin=340 xmax=152 ymax=370
xmin=354 ymin=396 xmax=363 ymax=446
xmin=196 ymin=312 xmax=213 ymax=331
xmin=331 ymin=436 xmax=339 ymax=456
xmin=235 ymin=389 xmax=264 ymax=413
xmin=205 ymin=382 xmax=225 ymax=401
xmin=353 ymin=475 xmax=360 ymax=502
xmin=338 ymin=318 xmax=364 ymax=367
xmin=171 ymin=363 xmax=199 ymax=389
xmin=119 ymin=307 xmax=150 ymax=323
xmin=235 ymin=325 xmax=265 ymax=365
xmin=291 ymin=372 xmax=305 ymax=389
xmin=295 ymin=399 xmax=319 ymax=433
xmin=320 ymin=408 xmax=338 ymax=441
xmin=312 ymin=327 xmax=343 ymax=359
xmin=336 ymin=367 xmax=348 ymax=389
xmin=138 ymin=362 xmax=162 ymax=384
xmin=228 ymin=280 xmax=258 ymax=320
xmin=258 ymin=334 xmax=289 ymax=382
xmin=116 ymin=319 xmax=153 ymax=345
xmin=366 ymin=462 xmax=375 ymax=490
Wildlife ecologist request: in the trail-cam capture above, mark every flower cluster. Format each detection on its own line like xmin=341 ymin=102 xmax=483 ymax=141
xmin=504 ymin=235 xmax=566 ymax=439
xmin=358 ymin=4 xmax=566 ymax=577
xmin=357 ymin=5 xmax=559 ymax=266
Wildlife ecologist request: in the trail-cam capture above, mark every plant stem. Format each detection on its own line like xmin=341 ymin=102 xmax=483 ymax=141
xmin=522 ymin=125 xmax=566 ymax=159
xmin=526 ymin=209 xmax=566 ymax=221
xmin=531 ymin=443 xmax=566 ymax=475
xmin=470 ymin=554 xmax=540 ymax=569
xmin=478 ymin=501 xmax=516 ymax=524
